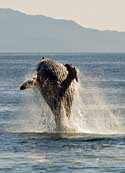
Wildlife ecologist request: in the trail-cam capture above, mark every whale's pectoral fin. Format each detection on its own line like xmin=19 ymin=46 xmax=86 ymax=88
xmin=64 ymin=64 xmax=79 ymax=82
xmin=20 ymin=76 xmax=37 ymax=90
xmin=59 ymin=64 xmax=79 ymax=98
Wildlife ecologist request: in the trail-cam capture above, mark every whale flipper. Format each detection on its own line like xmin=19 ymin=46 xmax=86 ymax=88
xmin=20 ymin=75 xmax=37 ymax=90
xmin=64 ymin=64 xmax=78 ymax=82
xmin=59 ymin=64 xmax=78 ymax=98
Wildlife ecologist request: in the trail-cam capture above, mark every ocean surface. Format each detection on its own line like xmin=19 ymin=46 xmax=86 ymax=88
xmin=0 ymin=53 xmax=125 ymax=173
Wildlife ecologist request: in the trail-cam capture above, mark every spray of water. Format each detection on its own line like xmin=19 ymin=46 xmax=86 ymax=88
xmin=69 ymin=81 xmax=123 ymax=134
xmin=18 ymin=73 xmax=124 ymax=134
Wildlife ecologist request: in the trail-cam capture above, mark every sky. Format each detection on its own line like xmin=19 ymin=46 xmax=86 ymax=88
xmin=0 ymin=0 xmax=125 ymax=31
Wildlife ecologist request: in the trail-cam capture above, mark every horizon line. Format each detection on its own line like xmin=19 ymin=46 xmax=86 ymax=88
xmin=0 ymin=51 xmax=125 ymax=54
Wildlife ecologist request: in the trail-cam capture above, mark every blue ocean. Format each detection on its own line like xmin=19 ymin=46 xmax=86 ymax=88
xmin=0 ymin=53 xmax=125 ymax=173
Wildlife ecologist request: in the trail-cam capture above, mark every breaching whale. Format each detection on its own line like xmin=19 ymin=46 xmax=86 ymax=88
xmin=20 ymin=57 xmax=79 ymax=130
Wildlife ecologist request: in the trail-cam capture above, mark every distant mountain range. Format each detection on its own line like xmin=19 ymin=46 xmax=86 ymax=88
xmin=0 ymin=8 xmax=125 ymax=52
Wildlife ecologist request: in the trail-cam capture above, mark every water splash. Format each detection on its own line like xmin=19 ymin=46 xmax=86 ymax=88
xmin=18 ymin=73 xmax=124 ymax=134
xmin=69 ymin=81 xmax=123 ymax=134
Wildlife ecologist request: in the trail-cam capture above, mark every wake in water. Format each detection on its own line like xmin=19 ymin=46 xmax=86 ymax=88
xmin=17 ymin=72 xmax=124 ymax=135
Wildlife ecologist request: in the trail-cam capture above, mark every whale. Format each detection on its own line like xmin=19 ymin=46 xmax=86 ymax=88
xmin=20 ymin=57 xmax=79 ymax=130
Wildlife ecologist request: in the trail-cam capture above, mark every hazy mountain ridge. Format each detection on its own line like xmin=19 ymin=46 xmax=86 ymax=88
xmin=0 ymin=8 xmax=125 ymax=52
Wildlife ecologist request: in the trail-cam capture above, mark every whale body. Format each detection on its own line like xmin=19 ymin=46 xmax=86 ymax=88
xmin=20 ymin=57 xmax=79 ymax=130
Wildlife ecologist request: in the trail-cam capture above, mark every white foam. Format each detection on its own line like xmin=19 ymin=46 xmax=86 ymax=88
xmin=17 ymin=73 xmax=124 ymax=134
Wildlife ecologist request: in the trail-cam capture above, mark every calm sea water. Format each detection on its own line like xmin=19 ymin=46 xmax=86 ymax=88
xmin=0 ymin=53 xmax=125 ymax=173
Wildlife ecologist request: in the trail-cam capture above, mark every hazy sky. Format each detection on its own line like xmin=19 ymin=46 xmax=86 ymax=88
xmin=0 ymin=0 xmax=125 ymax=31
